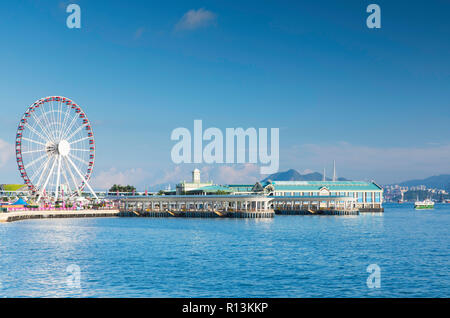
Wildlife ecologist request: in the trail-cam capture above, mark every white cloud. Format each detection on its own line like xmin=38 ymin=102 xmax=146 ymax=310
xmin=175 ymin=8 xmax=217 ymax=31
xmin=151 ymin=164 xmax=261 ymax=186
xmin=0 ymin=139 xmax=14 ymax=168
xmin=88 ymin=140 xmax=450 ymax=190
xmin=90 ymin=167 xmax=150 ymax=190
xmin=201 ymin=164 xmax=261 ymax=184
xmin=152 ymin=165 xmax=188 ymax=185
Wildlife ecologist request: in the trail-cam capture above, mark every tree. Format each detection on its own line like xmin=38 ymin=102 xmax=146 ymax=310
xmin=109 ymin=184 xmax=136 ymax=193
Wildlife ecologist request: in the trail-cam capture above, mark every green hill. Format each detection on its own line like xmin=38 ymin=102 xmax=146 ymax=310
xmin=399 ymin=174 xmax=450 ymax=191
xmin=262 ymin=169 xmax=349 ymax=182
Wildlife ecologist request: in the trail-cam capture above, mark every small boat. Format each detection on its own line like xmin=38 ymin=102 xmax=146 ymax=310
xmin=414 ymin=199 xmax=435 ymax=210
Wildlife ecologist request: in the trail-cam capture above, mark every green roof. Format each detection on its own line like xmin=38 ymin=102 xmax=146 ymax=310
xmin=227 ymin=184 xmax=254 ymax=188
xmin=1 ymin=184 xmax=27 ymax=191
xmin=190 ymin=185 xmax=233 ymax=193
xmin=270 ymin=181 xmax=382 ymax=191
xmin=273 ymin=195 xmax=352 ymax=199
xmin=226 ymin=184 xmax=254 ymax=192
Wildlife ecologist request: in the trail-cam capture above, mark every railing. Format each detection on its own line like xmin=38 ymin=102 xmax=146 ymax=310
xmin=2 ymin=206 xmax=116 ymax=212
xmin=4 ymin=207 xmax=77 ymax=212
xmin=121 ymin=207 xmax=273 ymax=213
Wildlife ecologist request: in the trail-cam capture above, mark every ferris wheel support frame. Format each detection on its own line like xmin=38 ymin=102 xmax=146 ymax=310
xmin=16 ymin=96 xmax=98 ymax=203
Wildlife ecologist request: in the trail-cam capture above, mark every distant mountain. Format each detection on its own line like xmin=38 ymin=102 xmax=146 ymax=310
xmin=398 ymin=174 xmax=450 ymax=191
xmin=262 ymin=169 xmax=348 ymax=182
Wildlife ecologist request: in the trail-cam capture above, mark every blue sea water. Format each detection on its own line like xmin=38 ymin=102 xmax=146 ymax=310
xmin=0 ymin=203 xmax=449 ymax=298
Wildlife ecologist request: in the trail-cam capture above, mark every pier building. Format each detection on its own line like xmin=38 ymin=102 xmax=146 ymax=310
xmin=271 ymin=194 xmax=358 ymax=215
xmin=117 ymin=194 xmax=274 ymax=218
xmin=169 ymin=170 xmax=383 ymax=213
xmin=262 ymin=181 xmax=383 ymax=212
xmin=173 ymin=178 xmax=383 ymax=212
xmin=114 ymin=192 xmax=360 ymax=218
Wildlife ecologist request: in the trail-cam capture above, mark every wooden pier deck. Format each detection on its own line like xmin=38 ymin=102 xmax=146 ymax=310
xmin=0 ymin=207 xmax=363 ymax=223
xmin=118 ymin=210 xmax=275 ymax=219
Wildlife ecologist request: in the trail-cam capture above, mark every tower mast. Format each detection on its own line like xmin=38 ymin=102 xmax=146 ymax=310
xmin=332 ymin=160 xmax=336 ymax=182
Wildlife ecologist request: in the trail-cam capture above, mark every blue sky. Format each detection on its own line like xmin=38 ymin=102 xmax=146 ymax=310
xmin=0 ymin=0 xmax=449 ymax=189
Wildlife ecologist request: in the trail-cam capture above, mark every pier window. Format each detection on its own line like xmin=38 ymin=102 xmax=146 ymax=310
xmin=375 ymin=193 xmax=380 ymax=202
xmin=366 ymin=192 xmax=372 ymax=202
xmin=357 ymin=192 xmax=363 ymax=203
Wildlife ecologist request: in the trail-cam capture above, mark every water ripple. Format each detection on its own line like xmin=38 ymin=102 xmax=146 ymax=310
xmin=0 ymin=203 xmax=449 ymax=297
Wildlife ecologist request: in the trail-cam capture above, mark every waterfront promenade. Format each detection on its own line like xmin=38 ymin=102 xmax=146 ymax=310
xmin=0 ymin=209 xmax=120 ymax=223
xmin=0 ymin=193 xmax=380 ymax=223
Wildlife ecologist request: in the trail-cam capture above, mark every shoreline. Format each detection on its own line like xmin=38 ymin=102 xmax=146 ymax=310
xmin=0 ymin=209 xmax=120 ymax=223
xmin=0 ymin=207 xmax=385 ymax=223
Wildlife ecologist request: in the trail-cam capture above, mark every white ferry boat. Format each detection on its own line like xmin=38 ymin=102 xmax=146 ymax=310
xmin=414 ymin=199 xmax=435 ymax=210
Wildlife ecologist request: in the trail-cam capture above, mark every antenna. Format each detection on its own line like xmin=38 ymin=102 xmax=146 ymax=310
xmin=332 ymin=160 xmax=336 ymax=182
xmin=323 ymin=167 xmax=326 ymax=181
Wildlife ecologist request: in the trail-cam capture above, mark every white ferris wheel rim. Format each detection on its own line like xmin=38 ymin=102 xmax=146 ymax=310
xmin=15 ymin=96 xmax=97 ymax=201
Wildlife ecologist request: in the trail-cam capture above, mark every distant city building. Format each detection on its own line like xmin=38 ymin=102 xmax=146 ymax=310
xmin=411 ymin=185 xmax=427 ymax=191
xmin=382 ymin=182 xmax=450 ymax=203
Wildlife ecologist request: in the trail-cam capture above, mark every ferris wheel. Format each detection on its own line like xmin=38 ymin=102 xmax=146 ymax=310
xmin=15 ymin=96 xmax=98 ymax=202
